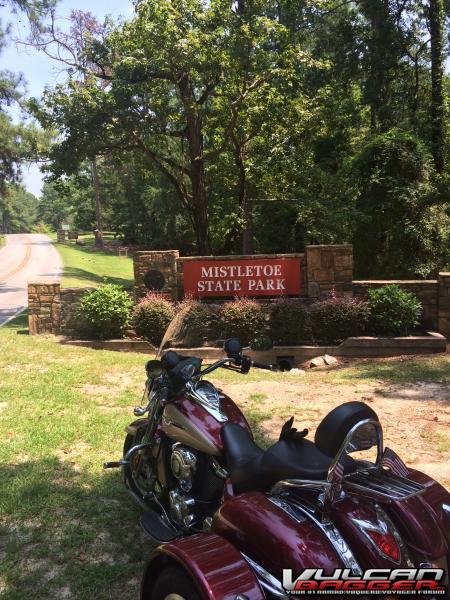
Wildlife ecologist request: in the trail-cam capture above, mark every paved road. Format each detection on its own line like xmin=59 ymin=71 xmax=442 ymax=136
xmin=0 ymin=233 xmax=62 ymax=326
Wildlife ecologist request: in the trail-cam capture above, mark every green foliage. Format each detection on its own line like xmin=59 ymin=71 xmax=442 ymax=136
xmin=25 ymin=0 xmax=449 ymax=271
xmin=368 ymin=285 xmax=422 ymax=336
xmin=309 ymin=294 xmax=371 ymax=344
xmin=77 ymin=284 xmax=133 ymax=339
xmin=31 ymin=221 xmax=53 ymax=234
xmin=352 ymin=129 xmax=449 ymax=278
xmin=133 ymin=293 xmax=175 ymax=345
xmin=270 ymin=299 xmax=312 ymax=345
xmin=0 ymin=184 xmax=38 ymax=233
xmin=250 ymin=334 xmax=273 ymax=351
xmin=219 ymin=298 xmax=266 ymax=345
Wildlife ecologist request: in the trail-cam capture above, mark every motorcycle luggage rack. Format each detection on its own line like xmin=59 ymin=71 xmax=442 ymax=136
xmin=343 ymin=467 xmax=426 ymax=502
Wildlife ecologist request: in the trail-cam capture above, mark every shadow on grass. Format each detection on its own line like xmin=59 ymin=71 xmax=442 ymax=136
xmin=0 ymin=457 xmax=151 ymax=600
xmin=62 ymin=266 xmax=133 ymax=288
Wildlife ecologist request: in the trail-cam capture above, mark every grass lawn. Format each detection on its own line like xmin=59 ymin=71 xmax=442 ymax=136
xmin=51 ymin=233 xmax=134 ymax=288
xmin=0 ymin=315 xmax=449 ymax=598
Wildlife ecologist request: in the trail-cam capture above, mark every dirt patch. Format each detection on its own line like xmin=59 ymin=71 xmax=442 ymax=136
xmin=77 ymin=373 xmax=140 ymax=400
xmin=221 ymin=379 xmax=450 ymax=489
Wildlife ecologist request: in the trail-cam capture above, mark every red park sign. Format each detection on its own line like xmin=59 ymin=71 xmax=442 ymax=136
xmin=183 ymin=257 xmax=301 ymax=298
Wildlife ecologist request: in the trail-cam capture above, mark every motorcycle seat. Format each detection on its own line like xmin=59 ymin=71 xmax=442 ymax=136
xmin=221 ymin=423 xmax=339 ymax=493
xmin=221 ymin=402 xmax=378 ymax=494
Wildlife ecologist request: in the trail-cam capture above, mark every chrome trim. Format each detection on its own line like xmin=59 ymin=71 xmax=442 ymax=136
xmin=327 ymin=418 xmax=383 ymax=485
xmin=344 ymin=467 xmax=425 ymax=501
xmin=209 ymin=456 xmax=228 ymax=479
xmin=281 ymin=496 xmax=362 ymax=576
xmin=354 ymin=504 xmax=413 ymax=566
xmin=123 ymin=442 xmax=153 ymax=463
xmin=268 ymin=496 xmax=307 ymax=524
xmin=185 ymin=380 xmax=228 ymax=423
xmin=241 ymin=553 xmax=287 ymax=598
xmin=271 ymin=479 xmax=331 ymax=496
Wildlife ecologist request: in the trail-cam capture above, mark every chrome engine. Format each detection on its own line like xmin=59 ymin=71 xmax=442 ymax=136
xmin=169 ymin=490 xmax=195 ymax=528
xmin=169 ymin=444 xmax=197 ymax=529
xmin=170 ymin=443 xmax=197 ymax=492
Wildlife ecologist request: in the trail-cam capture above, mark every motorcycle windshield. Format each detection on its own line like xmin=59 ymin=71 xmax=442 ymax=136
xmin=157 ymin=326 xmax=173 ymax=359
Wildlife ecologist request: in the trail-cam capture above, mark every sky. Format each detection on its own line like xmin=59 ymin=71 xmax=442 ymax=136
xmin=0 ymin=0 xmax=135 ymax=197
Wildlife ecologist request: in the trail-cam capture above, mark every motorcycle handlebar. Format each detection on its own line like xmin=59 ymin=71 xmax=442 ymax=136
xmin=159 ymin=384 xmax=170 ymax=403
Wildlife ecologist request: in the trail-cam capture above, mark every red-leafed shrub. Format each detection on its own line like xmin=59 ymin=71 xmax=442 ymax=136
xmin=133 ymin=293 xmax=175 ymax=345
xmin=219 ymin=298 xmax=266 ymax=345
xmin=309 ymin=293 xmax=370 ymax=344
xmin=270 ymin=299 xmax=312 ymax=345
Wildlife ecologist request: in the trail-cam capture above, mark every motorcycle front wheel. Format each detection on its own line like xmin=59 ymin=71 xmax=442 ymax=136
xmin=123 ymin=430 xmax=156 ymax=501
xmin=151 ymin=566 xmax=201 ymax=600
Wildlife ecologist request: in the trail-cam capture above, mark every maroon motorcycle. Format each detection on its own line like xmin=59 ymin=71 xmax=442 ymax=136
xmin=104 ymin=338 xmax=450 ymax=599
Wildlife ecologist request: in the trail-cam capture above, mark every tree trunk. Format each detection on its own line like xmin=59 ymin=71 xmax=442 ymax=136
xmin=178 ymin=74 xmax=211 ymax=255
xmin=233 ymin=142 xmax=254 ymax=254
xmin=1 ymin=208 xmax=8 ymax=234
xmin=429 ymin=0 xmax=445 ymax=173
xmin=91 ymin=158 xmax=104 ymax=248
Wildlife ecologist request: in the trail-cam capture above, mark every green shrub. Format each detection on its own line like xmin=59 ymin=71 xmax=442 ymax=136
xmin=251 ymin=334 xmax=273 ymax=351
xmin=133 ymin=293 xmax=176 ymax=345
xmin=368 ymin=284 xmax=421 ymax=336
xmin=270 ymin=299 xmax=312 ymax=345
xmin=309 ymin=294 xmax=370 ymax=344
xmin=219 ymin=298 xmax=266 ymax=345
xmin=78 ymin=284 xmax=133 ymax=339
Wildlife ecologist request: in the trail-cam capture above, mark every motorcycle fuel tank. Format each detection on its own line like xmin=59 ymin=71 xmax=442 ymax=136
xmin=161 ymin=390 xmax=252 ymax=456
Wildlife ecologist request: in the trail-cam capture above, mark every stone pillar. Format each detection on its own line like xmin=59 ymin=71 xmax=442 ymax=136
xmin=60 ymin=288 xmax=93 ymax=336
xmin=57 ymin=230 xmax=66 ymax=243
xmin=437 ymin=272 xmax=450 ymax=338
xmin=306 ymin=245 xmax=353 ymax=298
xmin=28 ymin=282 xmax=61 ymax=335
xmin=133 ymin=250 xmax=180 ymax=301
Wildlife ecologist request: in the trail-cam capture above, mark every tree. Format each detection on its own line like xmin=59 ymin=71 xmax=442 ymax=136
xmin=32 ymin=0 xmax=310 ymax=254
xmin=28 ymin=0 xmax=449 ymax=270
xmin=352 ymin=129 xmax=448 ymax=278
xmin=429 ymin=0 xmax=445 ymax=172
xmin=0 ymin=184 xmax=38 ymax=233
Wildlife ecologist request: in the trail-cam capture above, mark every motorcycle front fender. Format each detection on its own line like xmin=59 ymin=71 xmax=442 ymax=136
xmin=140 ymin=532 xmax=265 ymax=600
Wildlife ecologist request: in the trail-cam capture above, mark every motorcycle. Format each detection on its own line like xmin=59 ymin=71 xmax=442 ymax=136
xmin=104 ymin=338 xmax=450 ymax=599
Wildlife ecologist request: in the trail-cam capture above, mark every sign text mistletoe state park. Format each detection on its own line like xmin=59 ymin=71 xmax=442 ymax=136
xmin=183 ymin=257 xmax=301 ymax=297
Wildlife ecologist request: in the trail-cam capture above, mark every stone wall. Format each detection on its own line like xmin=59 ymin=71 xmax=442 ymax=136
xmin=28 ymin=282 xmax=61 ymax=335
xmin=134 ymin=250 xmax=179 ymax=301
xmin=353 ymin=280 xmax=439 ymax=329
xmin=60 ymin=287 xmax=93 ymax=336
xmin=28 ymin=283 xmax=92 ymax=336
xmin=29 ymin=249 xmax=449 ymax=339
xmin=57 ymin=230 xmax=66 ymax=243
xmin=305 ymin=245 xmax=353 ymax=298
xmin=437 ymin=273 xmax=450 ymax=337
xmin=132 ymin=246 xmax=354 ymax=301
